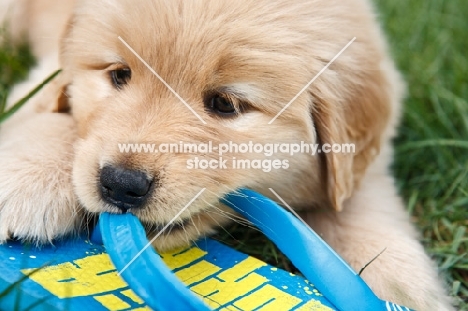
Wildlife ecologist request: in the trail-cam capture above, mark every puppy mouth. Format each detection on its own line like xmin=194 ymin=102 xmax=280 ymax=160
xmin=95 ymin=163 xmax=218 ymax=239
xmin=102 ymin=196 xmax=149 ymax=213
xmin=141 ymin=217 xmax=193 ymax=234
xmin=99 ymin=199 xmax=202 ymax=235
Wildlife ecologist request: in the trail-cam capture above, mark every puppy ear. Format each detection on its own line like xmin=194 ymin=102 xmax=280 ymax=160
xmin=311 ymin=71 xmax=392 ymax=211
xmin=312 ymin=101 xmax=354 ymax=212
xmin=33 ymin=71 xmax=71 ymax=113
xmin=54 ymin=82 xmax=70 ymax=113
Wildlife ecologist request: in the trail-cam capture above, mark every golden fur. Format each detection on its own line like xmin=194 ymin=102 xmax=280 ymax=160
xmin=0 ymin=0 xmax=454 ymax=309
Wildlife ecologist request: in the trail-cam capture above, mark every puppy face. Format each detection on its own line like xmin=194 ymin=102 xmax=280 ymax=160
xmin=61 ymin=0 xmax=395 ymax=250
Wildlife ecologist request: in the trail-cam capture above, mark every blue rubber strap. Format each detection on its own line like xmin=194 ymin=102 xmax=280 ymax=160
xmin=93 ymin=189 xmax=413 ymax=311
xmin=221 ymin=189 xmax=387 ymax=311
xmin=92 ymin=212 xmax=211 ymax=311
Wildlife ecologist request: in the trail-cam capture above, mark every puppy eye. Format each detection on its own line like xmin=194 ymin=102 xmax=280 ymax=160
xmin=207 ymin=95 xmax=236 ymax=116
xmin=110 ymin=68 xmax=131 ymax=89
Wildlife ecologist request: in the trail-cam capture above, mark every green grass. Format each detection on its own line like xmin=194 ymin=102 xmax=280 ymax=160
xmin=0 ymin=0 xmax=467 ymax=309
xmin=376 ymin=0 xmax=468 ymax=308
xmin=0 ymin=29 xmax=35 ymax=101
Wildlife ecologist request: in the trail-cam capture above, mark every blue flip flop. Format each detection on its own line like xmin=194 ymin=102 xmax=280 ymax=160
xmin=0 ymin=188 xmax=414 ymax=311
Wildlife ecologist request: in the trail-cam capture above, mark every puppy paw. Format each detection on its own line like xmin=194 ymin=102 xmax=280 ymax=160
xmin=0 ymin=113 xmax=82 ymax=244
xmin=359 ymin=244 xmax=455 ymax=311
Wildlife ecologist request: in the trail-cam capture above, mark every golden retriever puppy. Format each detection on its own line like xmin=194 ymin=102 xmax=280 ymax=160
xmin=0 ymin=0 xmax=454 ymax=309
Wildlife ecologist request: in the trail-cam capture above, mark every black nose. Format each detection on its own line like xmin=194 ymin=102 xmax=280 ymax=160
xmin=99 ymin=165 xmax=153 ymax=212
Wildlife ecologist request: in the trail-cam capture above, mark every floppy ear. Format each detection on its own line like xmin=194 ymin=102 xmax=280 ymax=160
xmin=55 ymin=85 xmax=70 ymax=113
xmin=32 ymin=71 xmax=71 ymax=114
xmin=311 ymin=70 xmax=392 ymax=212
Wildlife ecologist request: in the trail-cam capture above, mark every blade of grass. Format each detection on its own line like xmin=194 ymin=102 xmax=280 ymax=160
xmin=0 ymin=264 xmax=47 ymax=300
xmin=0 ymin=92 xmax=6 ymax=115
xmin=23 ymin=296 xmax=54 ymax=311
xmin=0 ymin=69 xmax=61 ymax=125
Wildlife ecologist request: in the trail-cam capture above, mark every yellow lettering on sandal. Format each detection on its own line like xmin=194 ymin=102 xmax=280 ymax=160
xmin=22 ymin=254 xmax=127 ymax=298
xmin=21 ymin=247 xmax=329 ymax=311
xmin=234 ymin=284 xmax=302 ymax=310
xmin=175 ymin=260 xmax=221 ymax=286
xmin=295 ymin=299 xmax=334 ymax=311
xmin=94 ymin=294 xmax=130 ymax=310
xmin=161 ymin=247 xmax=207 ymax=270
xmin=121 ymin=289 xmax=144 ymax=304
xmin=191 ymin=257 xmax=268 ymax=307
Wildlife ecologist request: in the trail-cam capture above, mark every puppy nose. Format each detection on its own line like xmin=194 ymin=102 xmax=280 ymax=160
xmin=99 ymin=165 xmax=153 ymax=212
